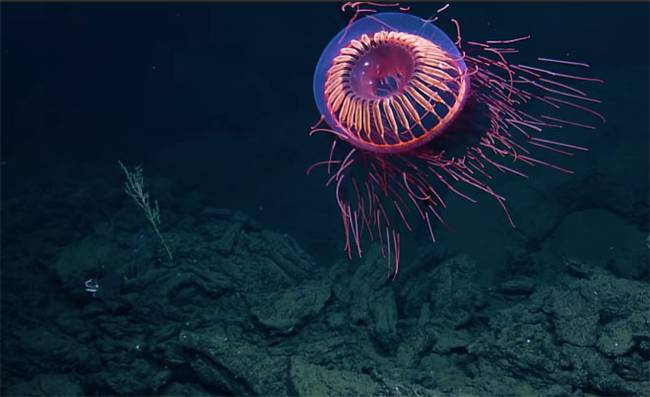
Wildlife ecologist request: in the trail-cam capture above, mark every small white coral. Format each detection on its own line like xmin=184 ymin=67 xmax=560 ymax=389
xmin=118 ymin=161 xmax=173 ymax=262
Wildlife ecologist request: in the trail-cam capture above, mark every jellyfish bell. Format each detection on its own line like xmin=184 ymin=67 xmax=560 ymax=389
xmin=309 ymin=4 xmax=605 ymax=278
xmin=313 ymin=12 xmax=471 ymax=154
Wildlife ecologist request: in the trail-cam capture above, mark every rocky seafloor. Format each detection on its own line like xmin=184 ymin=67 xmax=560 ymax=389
xmin=1 ymin=161 xmax=648 ymax=397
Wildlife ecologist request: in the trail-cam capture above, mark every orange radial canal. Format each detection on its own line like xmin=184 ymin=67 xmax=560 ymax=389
xmin=324 ymin=31 xmax=470 ymax=154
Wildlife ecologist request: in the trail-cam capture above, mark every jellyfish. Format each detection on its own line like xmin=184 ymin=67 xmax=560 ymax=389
xmin=309 ymin=2 xmax=605 ymax=277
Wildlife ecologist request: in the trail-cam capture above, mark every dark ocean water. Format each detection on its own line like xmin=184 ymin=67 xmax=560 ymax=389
xmin=2 ymin=2 xmax=649 ymax=396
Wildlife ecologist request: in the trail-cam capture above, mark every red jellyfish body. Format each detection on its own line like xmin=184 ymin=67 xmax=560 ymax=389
xmin=310 ymin=6 xmax=604 ymax=277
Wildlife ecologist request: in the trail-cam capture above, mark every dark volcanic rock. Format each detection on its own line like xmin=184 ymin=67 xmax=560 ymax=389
xmin=250 ymin=280 xmax=331 ymax=334
xmin=551 ymin=287 xmax=599 ymax=346
xmin=469 ymin=265 xmax=650 ymax=396
xmin=179 ymin=326 xmax=290 ymax=396
xmin=102 ymin=359 xmax=171 ymax=395
xmin=5 ymin=374 xmax=83 ymax=397
xmin=496 ymin=277 xmax=536 ymax=296
xmin=3 ymin=163 xmax=648 ymax=397
xmin=329 ymin=245 xmax=400 ymax=350
xmin=289 ymin=356 xmax=378 ymax=396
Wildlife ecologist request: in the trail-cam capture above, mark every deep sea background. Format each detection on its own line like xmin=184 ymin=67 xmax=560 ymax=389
xmin=2 ymin=2 xmax=649 ymax=396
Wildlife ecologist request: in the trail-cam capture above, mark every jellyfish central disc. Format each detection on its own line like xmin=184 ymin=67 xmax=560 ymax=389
xmin=349 ymin=45 xmax=414 ymax=99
